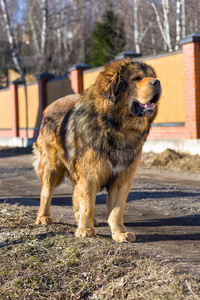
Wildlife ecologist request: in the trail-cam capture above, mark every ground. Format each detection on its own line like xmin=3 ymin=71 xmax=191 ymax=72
xmin=0 ymin=147 xmax=200 ymax=299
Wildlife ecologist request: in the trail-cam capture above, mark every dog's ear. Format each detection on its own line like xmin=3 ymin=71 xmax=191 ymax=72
xmin=109 ymin=72 xmax=129 ymax=103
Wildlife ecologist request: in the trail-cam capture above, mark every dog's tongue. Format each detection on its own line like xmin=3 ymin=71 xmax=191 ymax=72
xmin=131 ymin=101 xmax=155 ymax=117
xmin=138 ymin=102 xmax=154 ymax=109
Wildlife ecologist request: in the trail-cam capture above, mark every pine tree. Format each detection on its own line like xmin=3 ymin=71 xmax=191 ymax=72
xmin=89 ymin=5 xmax=126 ymax=67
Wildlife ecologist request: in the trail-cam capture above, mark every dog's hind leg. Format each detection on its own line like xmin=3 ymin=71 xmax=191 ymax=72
xmin=36 ymin=164 xmax=65 ymax=225
xmin=34 ymin=143 xmax=65 ymax=225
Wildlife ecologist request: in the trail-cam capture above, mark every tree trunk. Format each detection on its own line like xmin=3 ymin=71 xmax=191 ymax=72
xmin=150 ymin=0 xmax=172 ymax=52
xmin=181 ymin=0 xmax=186 ymax=37
xmin=41 ymin=0 xmax=48 ymax=56
xmin=0 ymin=0 xmax=24 ymax=78
xmin=175 ymin=0 xmax=181 ymax=50
xmin=161 ymin=0 xmax=172 ymax=51
xmin=133 ymin=0 xmax=140 ymax=53
xmin=29 ymin=14 xmax=40 ymax=56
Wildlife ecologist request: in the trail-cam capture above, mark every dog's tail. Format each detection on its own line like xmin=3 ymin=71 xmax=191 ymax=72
xmin=32 ymin=142 xmax=40 ymax=175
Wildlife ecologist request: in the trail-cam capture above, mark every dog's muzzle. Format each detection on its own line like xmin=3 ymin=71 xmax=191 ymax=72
xmin=131 ymin=79 xmax=161 ymax=117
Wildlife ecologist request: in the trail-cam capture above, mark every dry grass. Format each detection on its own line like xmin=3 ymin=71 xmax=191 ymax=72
xmin=141 ymin=149 xmax=200 ymax=173
xmin=0 ymin=202 xmax=199 ymax=300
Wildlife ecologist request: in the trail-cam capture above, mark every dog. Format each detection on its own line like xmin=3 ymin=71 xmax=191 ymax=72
xmin=33 ymin=60 xmax=161 ymax=242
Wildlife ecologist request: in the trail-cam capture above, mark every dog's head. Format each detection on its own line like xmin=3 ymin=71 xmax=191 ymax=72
xmin=96 ymin=60 xmax=162 ymax=118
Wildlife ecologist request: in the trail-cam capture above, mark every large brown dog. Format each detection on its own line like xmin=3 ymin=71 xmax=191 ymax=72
xmin=33 ymin=60 xmax=161 ymax=242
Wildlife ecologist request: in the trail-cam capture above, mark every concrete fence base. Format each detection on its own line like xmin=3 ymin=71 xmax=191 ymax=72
xmin=0 ymin=137 xmax=37 ymax=148
xmin=143 ymin=139 xmax=200 ymax=155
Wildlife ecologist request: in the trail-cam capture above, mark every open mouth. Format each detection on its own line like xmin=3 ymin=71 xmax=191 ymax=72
xmin=131 ymin=102 xmax=155 ymax=117
xmin=131 ymin=94 xmax=159 ymax=117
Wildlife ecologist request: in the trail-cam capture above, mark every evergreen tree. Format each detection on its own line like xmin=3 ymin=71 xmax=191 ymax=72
xmin=89 ymin=5 xmax=126 ymax=67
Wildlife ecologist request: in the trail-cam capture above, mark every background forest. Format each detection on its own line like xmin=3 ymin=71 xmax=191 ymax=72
xmin=0 ymin=0 xmax=200 ymax=82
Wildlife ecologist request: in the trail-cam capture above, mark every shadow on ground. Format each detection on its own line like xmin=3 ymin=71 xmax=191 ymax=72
xmin=0 ymin=146 xmax=32 ymax=158
xmin=2 ymin=189 xmax=200 ymax=207
xmin=135 ymin=233 xmax=200 ymax=243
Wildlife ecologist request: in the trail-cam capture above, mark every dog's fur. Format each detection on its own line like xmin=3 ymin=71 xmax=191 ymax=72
xmin=33 ymin=60 xmax=161 ymax=242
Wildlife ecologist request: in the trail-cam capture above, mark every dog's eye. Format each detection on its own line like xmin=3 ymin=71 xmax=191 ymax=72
xmin=132 ymin=77 xmax=141 ymax=81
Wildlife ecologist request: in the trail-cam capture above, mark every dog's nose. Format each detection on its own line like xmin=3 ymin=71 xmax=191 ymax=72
xmin=150 ymin=79 xmax=160 ymax=86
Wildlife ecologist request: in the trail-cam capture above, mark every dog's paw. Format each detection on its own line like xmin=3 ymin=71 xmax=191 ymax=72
xmin=112 ymin=232 xmax=136 ymax=242
xmin=36 ymin=216 xmax=53 ymax=225
xmin=75 ymin=228 xmax=96 ymax=238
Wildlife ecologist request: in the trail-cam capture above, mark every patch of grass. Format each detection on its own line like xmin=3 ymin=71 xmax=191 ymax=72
xmin=0 ymin=203 xmax=199 ymax=299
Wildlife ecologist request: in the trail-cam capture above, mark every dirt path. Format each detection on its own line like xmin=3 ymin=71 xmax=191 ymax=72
xmin=0 ymin=151 xmax=200 ymax=276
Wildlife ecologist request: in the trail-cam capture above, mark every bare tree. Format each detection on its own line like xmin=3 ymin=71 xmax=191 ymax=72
xmin=41 ymin=0 xmax=48 ymax=56
xmin=150 ymin=0 xmax=172 ymax=52
xmin=0 ymin=0 xmax=24 ymax=78
xmin=133 ymin=0 xmax=140 ymax=53
xmin=181 ymin=0 xmax=186 ymax=37
xmin=175 ymin=0 xmax=181 ymax=50
xmin=27 ymin=1 xmax=40 ymax=56
xmin=1 ymin=0 xmax=200 ymax=80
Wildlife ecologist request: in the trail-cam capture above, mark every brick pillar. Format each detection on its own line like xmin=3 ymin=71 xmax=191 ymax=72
xmin=10 ymin=78 xmax=25 ymax=137
xmin=36 ymin=72 xmax=54 ymax=125
xmin=69 ymin=63 xmax=91 ymax=94
xmin=180 ymin=33 xmax=200 ymax=139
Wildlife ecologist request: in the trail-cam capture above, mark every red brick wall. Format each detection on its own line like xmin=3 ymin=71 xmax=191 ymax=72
xmin=148 ymin=126 xmax=188 ymax=139
xmin=70 ymin=69 xmax=83 ymax=94
xmin=182 ymin=42 xmax=200 ymax=139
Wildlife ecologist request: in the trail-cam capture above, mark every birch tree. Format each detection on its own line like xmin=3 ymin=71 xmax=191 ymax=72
xmin=56 ymin=0 xmax=62 ymax=58
xmin=150 ymin=0 xmax=172 ymax=52
xmin=41 ymin=0 xmax=48 ymax=56
xmin=133 ymin=0 xmax=140 ymax=53
xmin=27 ymin=1 xmax=40 ymax=56
xmin=181 ymin=0 xmax=186 ymax=37
xmin=0 ymin=0 xmax=24 ymax=78
xmin=175 ymin=0 xmax=181 ymax=50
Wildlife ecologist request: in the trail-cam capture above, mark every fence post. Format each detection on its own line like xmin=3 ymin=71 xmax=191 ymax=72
xmin=36 ymin=72 xmax=54 ymax=125
xmin=115 ymin=50 xmax=142 ymax=60
xmin=69 ymin=63 xmax=91 ymax=94
xmin=180 ymin=32 xmax=200 ymax=139
xmin=10 ymin=78 xmax=25 ymax=137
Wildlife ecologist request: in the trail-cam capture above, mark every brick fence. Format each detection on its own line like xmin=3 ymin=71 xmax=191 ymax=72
xmin=148 ymin=33 xmax=200 ymax=139
xmin=0 ymin=32 xmax=200 ymax=147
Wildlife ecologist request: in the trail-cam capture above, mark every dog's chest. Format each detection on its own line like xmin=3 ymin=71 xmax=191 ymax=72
xmin=105 ymin=144 xmax=139 ymax=176
xmin=94 ymin=133 xmax=143 ymax=176
xmin=107 ymin=159 xmax=127 ymax=176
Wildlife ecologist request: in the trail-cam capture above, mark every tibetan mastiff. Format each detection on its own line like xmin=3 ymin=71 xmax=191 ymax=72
xmin=33 ymin=60 xmax=161 ymax=242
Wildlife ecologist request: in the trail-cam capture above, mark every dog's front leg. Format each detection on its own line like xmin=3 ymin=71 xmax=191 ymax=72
xmin=73 ymin=179 xmax=98 ymax=238
xmin=107 ymin=176 xmax=136 ymax=242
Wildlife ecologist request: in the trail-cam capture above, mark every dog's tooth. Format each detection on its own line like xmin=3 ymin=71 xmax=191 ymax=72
xmin=145 ymin=104 xmax=147 ymax=108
